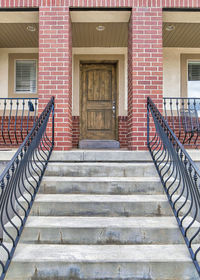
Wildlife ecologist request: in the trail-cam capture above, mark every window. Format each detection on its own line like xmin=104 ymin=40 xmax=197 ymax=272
xmin=15 ymin=60 xmax=37 ymax=94
xmin=188 ymin=61 xmax=200 ymax=98
xmin=181 ymin=54 xmax=200 ymax=98
xmin=8 ymin=53 xmax=38 ymax=98
xmin=181 ymin=55 xmax=200 ymax=113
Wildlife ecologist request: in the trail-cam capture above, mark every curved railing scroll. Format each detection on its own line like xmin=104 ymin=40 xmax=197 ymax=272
xmin=147 ymin=96 xmax=200 ymax=276
xmin=0 ymin=97 xmax=54 ymax=280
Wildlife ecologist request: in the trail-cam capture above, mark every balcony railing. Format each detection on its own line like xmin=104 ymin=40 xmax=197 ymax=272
xmin=163 ymin=97 xmax=200 ymax=147
xmin=148 ymin=97 xmax=200 ymax=276
xmin=0 ymin=97 xmax=54 ymax=280
xmin=0 ymin=98 xmax=38 ymax=146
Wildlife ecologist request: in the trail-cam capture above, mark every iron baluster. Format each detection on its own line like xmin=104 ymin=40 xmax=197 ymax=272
xmin=0 ymin=98 xmax=38 ymax=146
xmin=14 ymin=99 xmax=19 ymax=144
xmin=0 ymin=97 xmax=54 ymax=280
xmin=7 ymin=99 xmax=13 ymax=144
xmin=176 ymin=99 xmax=181 ymax=139
xmin=1 ymin=99 xmax=7 ymax=144
xmin=20 ymin=99 xmax=25 ymax=142
xmin=163 ymin=97 xmax=200 ymax=147
xmin=147 ymin=96 xmax=200 ymax=276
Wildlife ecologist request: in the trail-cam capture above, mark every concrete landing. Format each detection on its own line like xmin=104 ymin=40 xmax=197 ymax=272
xmin=79 ymin=140 xmax=120 ymax=149
xmin=1 ymin=149 xmax=200 ymax=163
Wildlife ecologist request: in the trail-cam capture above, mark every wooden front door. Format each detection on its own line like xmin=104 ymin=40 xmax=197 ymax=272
xmin=80 ymin=63 xmax=117 ymax=140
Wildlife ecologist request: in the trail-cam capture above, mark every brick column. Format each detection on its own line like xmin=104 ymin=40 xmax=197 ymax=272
xmin=39 ymin=6 xmax=72 ymax=150
xmin=128 ymin=7 xmax=163 ymax=150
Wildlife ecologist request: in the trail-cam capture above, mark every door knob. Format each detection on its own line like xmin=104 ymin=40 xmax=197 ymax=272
xmin=112 ymin=101 xmax=116 ymax=117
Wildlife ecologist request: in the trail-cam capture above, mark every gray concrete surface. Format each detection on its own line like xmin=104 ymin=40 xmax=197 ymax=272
xmin=5 ymin=244 xmax=200 ymax=280
xmin=3 ymin=149 xmax=200 ymax=280
xmin=39 ymin=176 xmax=164 ymax=195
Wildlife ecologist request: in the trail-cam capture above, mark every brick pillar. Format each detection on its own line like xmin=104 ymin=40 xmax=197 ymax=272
xmin=128 ymin=7 xmax=163 ymax=150
xmin=39 ymin=6 xmax=72 ymax=151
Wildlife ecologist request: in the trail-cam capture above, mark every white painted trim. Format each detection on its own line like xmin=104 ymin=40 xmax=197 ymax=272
xmin=70 ymin=11 xmax=131 ymax=23
xmin=0 ymin=12 xmax=38 ymax=23
xmin=72 ymin=47 xmax=127 ymax=55
xmin=187 ymin=59 xmax=200 ymax=98
xmin=163 ymin=47 xmax=200 ymax=99
xmin=72 ymin=48 xmax=128 ymax=116
xmin=163 ymin=12 xmax=200 ymax=23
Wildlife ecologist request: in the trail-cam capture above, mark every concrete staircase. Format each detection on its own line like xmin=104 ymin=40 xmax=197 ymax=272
xmin=4 ymin=151 xmax=200 ymax=280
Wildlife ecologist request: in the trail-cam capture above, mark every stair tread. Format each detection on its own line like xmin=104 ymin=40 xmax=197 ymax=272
xmin=8 ymin=244 xmax=196 ymax=263
xmin=49 ymin=151 xmax=152 ymax=162
xmin=41 ymin=176 xmax=161 ymax=182
xmin=27 ymin=194 xmax=169 ymax=202
xmin=47 ymin=162 xmax=155 ymax=167
xmin=7 ymin=216 xmax=188 ymax=229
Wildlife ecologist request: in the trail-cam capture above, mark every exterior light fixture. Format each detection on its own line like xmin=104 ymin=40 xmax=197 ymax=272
xmin=96 ymin=25 xmax=105 ymax=31
xmin=165 ymin=24 xmax=175 ymax=31
xmin=27 ymin=25 xmax=36 ymax=32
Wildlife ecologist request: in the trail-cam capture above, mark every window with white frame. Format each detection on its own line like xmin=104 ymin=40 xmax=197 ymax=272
xmin=188 ymin=61 xmax=200 ymax=98
xmin=15 ymin=60 xmax=37 ymax=94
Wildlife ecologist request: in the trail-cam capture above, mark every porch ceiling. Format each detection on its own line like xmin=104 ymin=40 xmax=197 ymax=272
xmin=72 ymin=22 xmax=128 ymax=47
xmin=163 ymin=22 xmax=200 ymax=48
xmin=0 ymin=23 xmax=38 ymax=48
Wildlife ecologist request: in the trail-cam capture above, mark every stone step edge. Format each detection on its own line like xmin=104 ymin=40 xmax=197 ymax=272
xmin=3 ymin=244 xmax=197 ymax=263
xmin=40 ymin=176 xmax=161 ymax=182
xmin=19 ymin=194 xmax=170 ymax=203
xmin=5 ymin=216 xmax=190 ymax=229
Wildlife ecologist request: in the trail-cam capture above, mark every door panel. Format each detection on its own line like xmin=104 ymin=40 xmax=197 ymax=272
xmin=87 ymin=110 xmax=112 ymax=130
xmin=80 ymin=63 xmax=116 ymax=140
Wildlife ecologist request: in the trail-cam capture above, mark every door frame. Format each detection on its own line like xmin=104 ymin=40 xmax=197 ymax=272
xmin=79 ymin=60 xmax=118 ymax=140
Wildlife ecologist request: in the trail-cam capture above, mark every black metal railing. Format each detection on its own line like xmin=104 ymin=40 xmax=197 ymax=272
xmin=163 ymin=97 xmax=200 ymax=147
xmin=147 ymin=97 xmax=200 ymax=276
xmin=0 ymin=98 xmax=38 ymax=146
xmin=0 ymin=97 xmax=54 ymax=280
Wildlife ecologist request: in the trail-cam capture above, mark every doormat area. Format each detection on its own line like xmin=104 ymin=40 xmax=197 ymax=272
xmin=79 ymin=140 xmax=120 ymax=149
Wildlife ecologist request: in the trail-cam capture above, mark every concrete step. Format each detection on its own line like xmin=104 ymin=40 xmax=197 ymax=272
xmin=187 ymin=150 xmax=200 ymax=163
xmin=45 ymin=162 xmax=158 ymax=177
xmin=5 ymin=244 xmax=199 ymax=279
xmin=39 ymin=176 xmax=164 ymax=195
xmin=5 ymin=216 xmax=188 ymax=245
xmin=18 ymin=194 xmax=173 ymax=217
xmin=49 ymin=150 xmax=152 ymax=162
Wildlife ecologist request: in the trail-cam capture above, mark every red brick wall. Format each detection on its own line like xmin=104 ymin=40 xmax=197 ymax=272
xmin=1 ymin=0 xmax=200 ymax=8
xmin=71 ymin=116 xmax=128 ymax=148
xmin=0 ymin=116 xmax=36 ymax=147
xmin=72 ymin=116 xmax=80 ymax=148
xmin=39 ymin=6 xmax=72 ymax=151
xmin=118 ymin=116 xmax=128 ymax=148
xmin=128 ymin=7 xmax=163 ymax=151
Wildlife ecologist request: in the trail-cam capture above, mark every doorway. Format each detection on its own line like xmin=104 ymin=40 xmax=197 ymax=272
xmin=80 ymin=63 xmax=117 ymax=140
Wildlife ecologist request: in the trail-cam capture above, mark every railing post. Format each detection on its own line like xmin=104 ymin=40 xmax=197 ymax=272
xmin=147 ymin=97 xmax=149 ymax=148
xmin=52 ymin=97 xmax=55 ymax=147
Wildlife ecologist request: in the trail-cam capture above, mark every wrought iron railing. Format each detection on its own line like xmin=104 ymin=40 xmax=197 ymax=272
xmin=163 ymin=97 xmax=200 ymax=147
xmin=0 ymin=97 xmax=54 ymax=280
xmin=0 ymin=98 xmax=38 ymax=146
xmin=147 ymin=97 xmax=200 ymax=276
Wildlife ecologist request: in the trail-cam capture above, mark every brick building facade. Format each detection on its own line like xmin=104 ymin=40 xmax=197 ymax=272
xmin=0 ymin=0 xmax=199 ymax=150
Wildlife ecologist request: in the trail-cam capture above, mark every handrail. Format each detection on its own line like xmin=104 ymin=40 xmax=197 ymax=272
xmin=147 ymin=97 xmax=200 ymax=276
xmin=0 ymin=96 xmax=54 ymax=280
xmin=163 ymin=97 xmax=200 ymax=147
xmin=0 ymin=98 xmax=38 ymax=146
